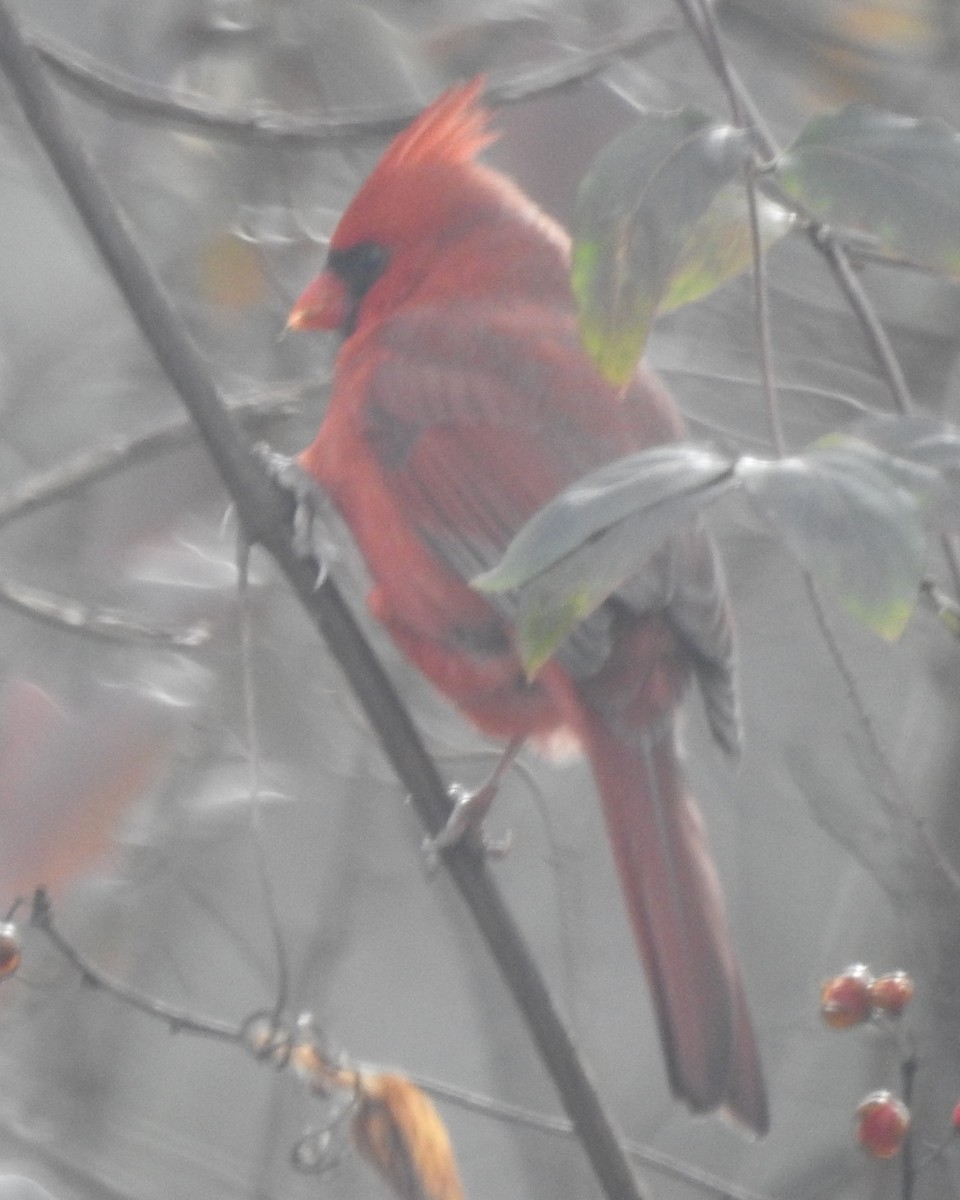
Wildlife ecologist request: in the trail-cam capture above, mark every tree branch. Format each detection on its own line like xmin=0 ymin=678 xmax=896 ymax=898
xmin=29 ymin=888 xmax=245 ymax=1042
xmin=0 ymin=389 xmax=304 ymax=532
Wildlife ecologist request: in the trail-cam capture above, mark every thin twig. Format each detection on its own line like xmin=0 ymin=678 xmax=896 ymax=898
xmin=692 ymin=0 xmax=745 ymax=126
xmin=675 ymin=1 xmax=780 ymax=457
xmin=30 ymin=888 xmax=244 ymax=1042
xmin=743 ymin=160 xmax=785 ymax=452
xmin=0 ymin=390 xmax=306 ymax=532
xmin=807 ymin=587 xmax=960 ymax=901
xmin=0 ymin=392 xmax=302 ymax=645
xmin=814 ymin=229 xmax=913 ymax=415
xmin=406 ymin=1070 xmax=780 ymax=1200
xmin=0 ymin=10 xmax=646 ymax=1199
xmin=0 ymin=574 xmax=209 ymax=645
xmin=814 ymin=229 xmax=960 ymax=596
xmin=901 ymin=1033 xmax=917 ymax=1200
xmin=236 ymin=536 xmax=290 ymax=1024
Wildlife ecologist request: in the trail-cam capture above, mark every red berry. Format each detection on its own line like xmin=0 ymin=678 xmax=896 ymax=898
xmin=0 ymin=923 xmax=21 ymax=979
xmin=869 ymin=972 xmax=914 ymax=1017
xmin=952 ymin=1100 xmax=960 ymax=1132
xmin=856 ymin=1091 xmax=910 ymax=1158
xmin=820 ymin=964 xmax=874 ymax=1029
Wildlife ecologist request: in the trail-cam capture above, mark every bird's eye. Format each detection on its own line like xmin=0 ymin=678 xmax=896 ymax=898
xmin=328 ymin=242 xmax=389 ymax=298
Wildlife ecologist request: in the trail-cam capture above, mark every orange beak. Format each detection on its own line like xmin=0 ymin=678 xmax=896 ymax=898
xmin=286 ymin=270 xmax=349 ymax=332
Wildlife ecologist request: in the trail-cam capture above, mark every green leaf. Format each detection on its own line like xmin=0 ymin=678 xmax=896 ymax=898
xmin=513 ymin=580 xmax=609 ymax=678
xmin=661 ymin=183 xmax=793 ymax=312
xmin=840 ymin=415 xmax=960 ymax=529
xmin=474 ymin=444 xmax=734 ymax=592
xmin=473 ymin=444 xmax=735 ymax=673
xmin=507 ymin=487 xmax=734 ymax=675
xmin=775 ymin=104 xmax=960 ymax=277
xmin=738 ymin=440 xmax=930 ymax=640
xmin=572 ymin=109 xmax=753 ymax=386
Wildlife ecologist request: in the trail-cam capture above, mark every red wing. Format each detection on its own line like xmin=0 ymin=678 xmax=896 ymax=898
xmin=343 ymin=299 xmax=738 ymax=745
xmin=358 ymin=300 xmax=635 ymax=585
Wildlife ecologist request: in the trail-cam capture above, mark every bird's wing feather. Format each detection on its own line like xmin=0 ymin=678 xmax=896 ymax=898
xmin=344 ymin=299 xmax=736 ymax=709
xmin=363 ymin=299 xmax=631 ymax=542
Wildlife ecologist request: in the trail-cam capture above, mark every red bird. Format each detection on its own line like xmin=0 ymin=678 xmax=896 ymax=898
xmin=288 ymin=79 xmax=767 ymax=1134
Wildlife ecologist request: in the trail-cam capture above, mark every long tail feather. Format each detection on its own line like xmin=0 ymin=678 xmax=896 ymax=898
xmin=573 ymin=622 xmax=768 ymax=1134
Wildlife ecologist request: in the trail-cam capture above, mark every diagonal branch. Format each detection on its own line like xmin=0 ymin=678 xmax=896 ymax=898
xmin=29 ymin=888 xmax=245 ymax=1042
xmin=0 ymin=7 xmax=647 ymax=1199
xmin=0 ymin=392 xmax=301 ymax=645
xmin=0 ymin=389 xmax=304 ymax=532
xmin=0 ymin=574 xmax=209 ymax=645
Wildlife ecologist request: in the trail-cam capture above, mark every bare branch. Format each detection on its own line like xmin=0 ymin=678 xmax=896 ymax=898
xmin=30 ymin=888 xmax=244 ymax=1042
xmin=0 ymin=391 xmax=303 ymax=645
xmin=0 ymin=574 xmax=210 ymax=645
xmin=236 ymin=537 xmax=291 ymax=1024
xmin=0 ymin=389 xmax=306 ymax=532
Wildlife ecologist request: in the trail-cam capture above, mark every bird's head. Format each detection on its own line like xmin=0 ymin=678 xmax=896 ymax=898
xmin=287 ymin=77 xmax=503 ymax=337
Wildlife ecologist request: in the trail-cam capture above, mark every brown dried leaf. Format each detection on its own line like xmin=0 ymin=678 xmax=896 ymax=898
xmin=352 ymin=1072 xmax=464 ymax=1200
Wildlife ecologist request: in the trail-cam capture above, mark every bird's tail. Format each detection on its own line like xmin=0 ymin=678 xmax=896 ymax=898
xmin=574 ymin=625 xmax=768 ymax=1135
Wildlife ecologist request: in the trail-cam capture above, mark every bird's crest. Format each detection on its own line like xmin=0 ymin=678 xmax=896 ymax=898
xmin=378 ymin=77 xmax=496 ymax=172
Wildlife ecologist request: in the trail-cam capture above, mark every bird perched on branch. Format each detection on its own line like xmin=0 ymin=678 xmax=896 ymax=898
xmin=288 ymin=77 xmax=767 ymax=1135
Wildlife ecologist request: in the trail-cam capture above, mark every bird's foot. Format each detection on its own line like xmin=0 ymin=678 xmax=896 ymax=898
xmin=254 ymin=444 xmax=328 ymax=563
xmin=422 ymin=781 xmax=512 ymax=872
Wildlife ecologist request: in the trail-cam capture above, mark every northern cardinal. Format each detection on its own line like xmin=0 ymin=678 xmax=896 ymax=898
xmin=288 ymin=78 xmax=768 ymax=1134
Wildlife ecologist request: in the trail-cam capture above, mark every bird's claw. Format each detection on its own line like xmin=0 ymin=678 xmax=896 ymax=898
xmin=421 ymin=782 xmax=512 ymax=872
xmin=254 ymin=444 xmax=326 ymax=563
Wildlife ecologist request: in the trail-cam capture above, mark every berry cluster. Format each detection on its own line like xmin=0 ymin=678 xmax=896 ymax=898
xmin=820 ymin=963 xmax=914 ymax=1158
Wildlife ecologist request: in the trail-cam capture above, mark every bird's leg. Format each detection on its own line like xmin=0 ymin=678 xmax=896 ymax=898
xmin=422 ymin=735 xmax=524 ymax=869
